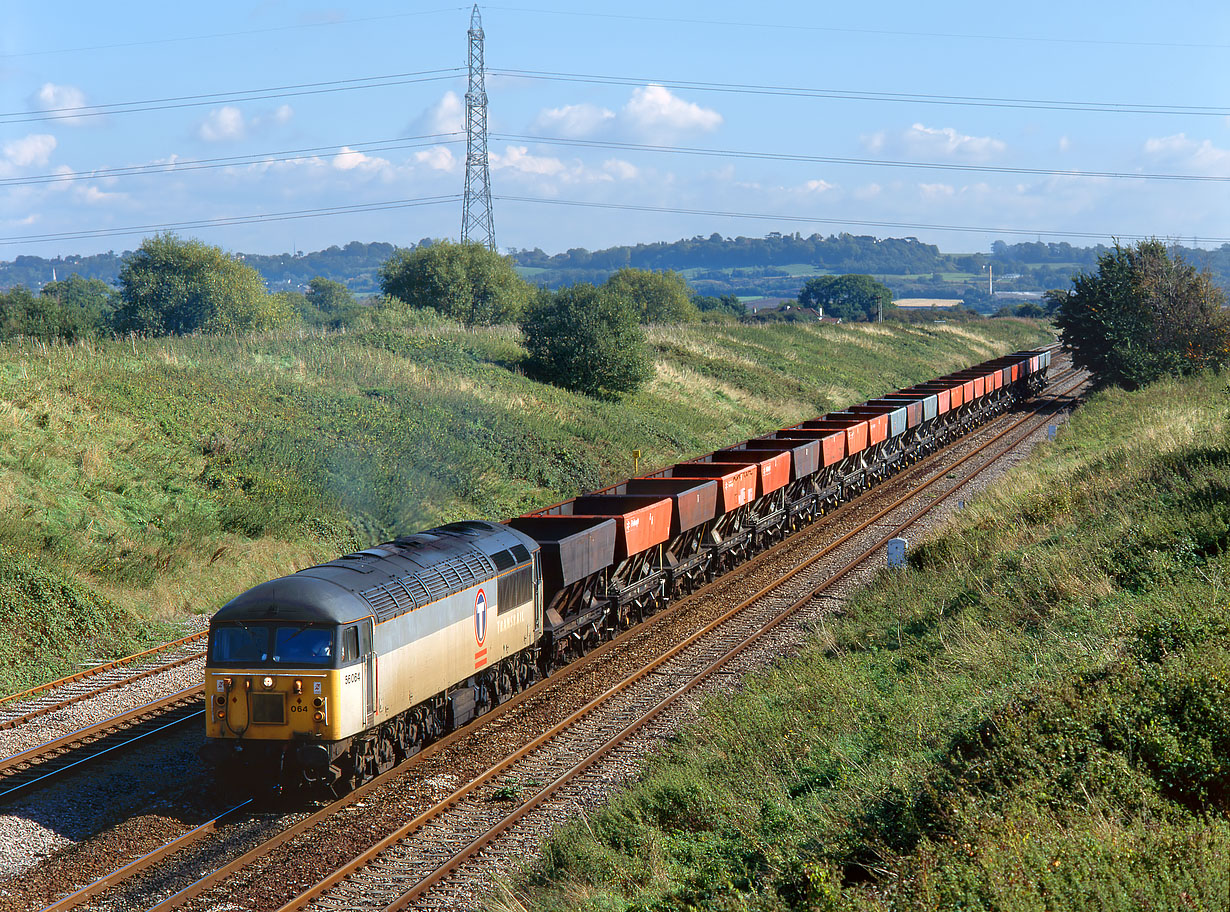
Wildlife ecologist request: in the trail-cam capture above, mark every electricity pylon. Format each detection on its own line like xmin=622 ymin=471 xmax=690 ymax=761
xmin=461 ymin=4 xmax=495 ymax=250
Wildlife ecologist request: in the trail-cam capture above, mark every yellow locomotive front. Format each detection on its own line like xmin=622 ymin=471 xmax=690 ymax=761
xmin=201 ymin=575 xmax=376 ymax=789
xmin=205 ymin=636 xmax=337 ymax=742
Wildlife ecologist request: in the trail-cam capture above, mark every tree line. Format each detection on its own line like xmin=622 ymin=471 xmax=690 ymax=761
xmin=5 ymin=232 xmax=1220 ymax=400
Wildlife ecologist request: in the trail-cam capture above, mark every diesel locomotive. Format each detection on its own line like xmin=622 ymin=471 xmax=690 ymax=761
xmin=203 ymin=348 xmax=1052 ymax=791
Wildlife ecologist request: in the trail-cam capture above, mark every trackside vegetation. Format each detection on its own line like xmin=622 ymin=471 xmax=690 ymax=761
xmin=491 ymin=370 xmax=1230 ymax=912
xmin=0 ymin=319 xmax=1048 ymax=693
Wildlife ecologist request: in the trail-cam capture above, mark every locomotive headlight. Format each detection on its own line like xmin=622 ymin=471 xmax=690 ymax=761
xmin=313 ymin=711 xmax=324 ymax=722
xmin=263 ymin=676 xmax=274 ymax=689
xmin=313 ymin=697 xmax=324 ymax=708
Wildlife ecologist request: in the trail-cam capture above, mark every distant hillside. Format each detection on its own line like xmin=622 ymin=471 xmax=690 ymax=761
xmin=0 ymin=241 xmax=399 ymax=295
xmin=5 ymin=235 xmax=1228 ymax=304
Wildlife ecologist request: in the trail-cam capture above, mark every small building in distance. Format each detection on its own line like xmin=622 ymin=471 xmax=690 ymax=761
xmin=893 ymin=297 xmax=963 ymax=309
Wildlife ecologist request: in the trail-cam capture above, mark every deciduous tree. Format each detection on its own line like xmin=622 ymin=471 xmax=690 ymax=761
xmin=520 ymin=284 xmax=652 ymax=399
xmin=1050 ymin=240 xmax=1229 ymax=388
xmin=112 ymin=234 xmax=288 ymax=335
xmin=379 ymin=241 xmax=533 ymax=325
xmin=798 ymin=274 xmax=893 ymax=322
xmin=298 ymin=277 xmax=362 ymax=328
xmin=603 ymin=268 xmax=698 ymax=323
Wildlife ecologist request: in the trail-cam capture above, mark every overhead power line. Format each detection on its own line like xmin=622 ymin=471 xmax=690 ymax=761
xmin=8 ymin=62 xmax=1224 ymax=129
xmin=5 ymin=130 xmax=1224 ymax=194
xmin=491 ymin=68 xmax=1230 ymax=117
xmin=0 ymin=195 xmax=461 ymax=246
xmin=2 ymin=8 xmax=466 ymax=59
xmin=493 ymin=134 xmax=1230 ymax=183
xmin=485 ymin=5 xmax=1230 ymax=51
xmin=0 ymin=134 xmax=465 ymax=188
xmin=1 ymin=68 xmax=464 ymax=125
xmin=6 ymin=191 xmax=1225 ymax=249
xmin=493 ymin=195 xmax=1230 ymax=245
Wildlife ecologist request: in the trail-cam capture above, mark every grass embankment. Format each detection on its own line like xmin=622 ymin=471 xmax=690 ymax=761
xmin=0 ymin=318 xmax=1048 ymax=692
xmin=496 ymin=371 xmax=1230 ymax=911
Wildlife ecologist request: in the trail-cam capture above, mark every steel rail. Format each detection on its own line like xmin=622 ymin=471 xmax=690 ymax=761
xmin=0 ymin=687 xmax=205 ymax=803
xmin=0 ymin=633 xmax=207 ymax=710
xmin=47 ymin=364 xmax=1073 ymax=912
xmin=0 ymin=651 xmax=207 ymax=733
xmin=132 ymin=377 xmax=1073 ymax=912
xmin=275 ymin=370 xmax=1086 ymax=912
xmin=1 ymin=711 xmax=202 ymax=804
xmin=38 ymin=801 xmax=254 ymax=912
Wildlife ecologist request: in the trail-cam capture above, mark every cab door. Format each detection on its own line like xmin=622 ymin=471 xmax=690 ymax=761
xmin=359 ymin=619 xmax=376 ymax=724
xmin=533 ymin=552 xmax=543 ymax=639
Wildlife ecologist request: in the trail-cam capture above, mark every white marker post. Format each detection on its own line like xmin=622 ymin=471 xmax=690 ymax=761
xmin=887 ymin=537 xmax=908 ymax=569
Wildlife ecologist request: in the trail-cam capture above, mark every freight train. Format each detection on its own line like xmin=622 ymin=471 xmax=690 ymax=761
xmin=202 ymin=349 xmax=1053 ymax=791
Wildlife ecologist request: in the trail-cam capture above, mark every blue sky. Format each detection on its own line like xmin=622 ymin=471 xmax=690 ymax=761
xmin=2 ymin=1 xmax=1229 ymax=259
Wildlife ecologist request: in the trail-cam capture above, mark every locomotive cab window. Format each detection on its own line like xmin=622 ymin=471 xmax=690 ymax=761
xmin=497 ymin=565 xmax=533 ymax=615
xmin=272 ymin=626 xmax=333 ymax=664
xmin=342 ymin=626 xmax=360 ymax=663
xmin=209 ymin=623 xmax=334 ymax=666
xmin=209 ymin=624 xmax=269 ymax=663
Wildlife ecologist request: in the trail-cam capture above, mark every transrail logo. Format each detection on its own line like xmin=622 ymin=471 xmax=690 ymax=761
xmin=475 ymin=588 xmax=487 ymax=646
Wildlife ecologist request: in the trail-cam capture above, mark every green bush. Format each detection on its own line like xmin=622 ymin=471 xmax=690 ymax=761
xmin=1051 ymin=240 xmax=1230 ymax=388
xmin=604 ymin=268 xmax=699 ymax=323
xmin=379 ymin=240 xmax=534 ymax=325
xmin=520 ymin=284 xmax=653 ymax=399
xmin=112 ymin=233 xmax=292 ymax=335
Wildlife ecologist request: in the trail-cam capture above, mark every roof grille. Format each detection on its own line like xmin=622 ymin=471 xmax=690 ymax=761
xmin=359 ymin=551 xmax=497 ymax=621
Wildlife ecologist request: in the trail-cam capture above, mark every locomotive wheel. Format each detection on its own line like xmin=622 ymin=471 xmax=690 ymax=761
xmin=374 ymin=728 xmax=397 ymax=774
xmin=349 ymin=741 xmax=375 ymax=789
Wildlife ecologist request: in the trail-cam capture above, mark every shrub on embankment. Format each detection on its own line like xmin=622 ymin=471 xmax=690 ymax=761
xmin=0 ymin=318 xmax=1049 ymax=692
xmin=494 ymin=370 xmax=1230 ymax=912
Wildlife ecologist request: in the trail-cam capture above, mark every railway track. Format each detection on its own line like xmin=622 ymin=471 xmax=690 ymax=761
xmin=21 ymin=363 xmax=1084 ymax=912
xmin=0 ymin=688 xmax=204 ymax=805
xmin=0 ymin=634 xmax=207 ymax=735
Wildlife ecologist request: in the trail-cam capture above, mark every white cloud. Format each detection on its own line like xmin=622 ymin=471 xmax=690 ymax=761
xmin=622 ymin=84 xmax=722 ymax=137
xmin=30 ymin=83 xmax=91 ymax=124
xmin=490 ymin=145 xmax=567 ymax=177
xmin=415 ymin=91 xmax=464 ymax=135
xmin=2 ymin=133 xmax=56 ymax=168
xmin=802 ymin=178 xmax=835 ymax=193
xmin=332 ymin=146 xmax=392 ymax=175
xmin=860 ymin=131 xmax=887 ymax=155
xmin=1143 ymin=133 xmax=1230 ymax=173
xmin=603 ymin=158 xmax=639 ymax=180
xmin=198 ymin=106 xmax=246 ymax=142
xmin=919 ymin=182 xmax=956 ymax=199
xmin=903 ymin=123 xmax=1005 ymax=161
xmin=862 ymin=123 xmax=1006 ymax=162
xmin=77 ymin=185 xmax=125 ymax=204
xmin=196 ymin=104 xmax=294 ymax=142
xmin=533 ymin=102 xmax=616 ymax=138
xmin=415 ymin=146 xmax=458 ymax=171
xmin=1058 ymin=135 xmax=1071 ymax=152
